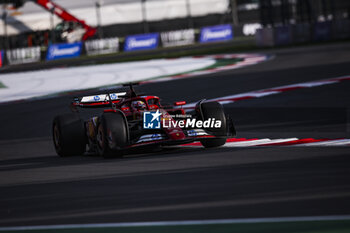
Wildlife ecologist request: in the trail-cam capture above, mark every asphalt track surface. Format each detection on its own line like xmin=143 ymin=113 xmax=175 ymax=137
xmin=0 ymin=42 xmax=350 ymax=227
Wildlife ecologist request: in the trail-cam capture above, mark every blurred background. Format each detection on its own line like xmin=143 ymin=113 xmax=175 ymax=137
xmin=0 ymin=0 xmax=349 ymax=65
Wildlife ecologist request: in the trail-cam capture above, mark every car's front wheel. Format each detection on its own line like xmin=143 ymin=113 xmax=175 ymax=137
xmin=197 ymin=101 xmax=227 ymax=148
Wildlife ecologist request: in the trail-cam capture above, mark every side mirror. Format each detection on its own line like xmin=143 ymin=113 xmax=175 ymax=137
xmin=174 ymin=101 xmax=186 ymax=106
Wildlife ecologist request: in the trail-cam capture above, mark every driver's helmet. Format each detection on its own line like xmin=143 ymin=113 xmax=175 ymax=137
xmin=131 ymin=100 xmax=147 ymax=110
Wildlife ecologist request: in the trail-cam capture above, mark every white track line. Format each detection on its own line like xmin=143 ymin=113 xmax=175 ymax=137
xmin=223 ymin=138 xmax=299 ymax=147
xmin=293 ymin=139 xmax=350 ymax=147
xmin=0 ymin=215 xmax=350 ymax=231
xmin=223 ymin=139 xmax=272 ymax=147
xmin=182 ymin=138 xmax=350 ymax=147
xmin=1 ymin=215 xmax=350 ymax=231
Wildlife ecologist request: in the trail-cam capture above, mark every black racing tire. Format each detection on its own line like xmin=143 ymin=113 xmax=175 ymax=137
xmin=96 ymin=111 xmax=128 ymax=158
xmin=52 ymin=114 xmax=86 ymax=157
xmin=198 ymin=101 xmax=227 ymax=148
xmin=200 ymin=138 xmax=227 ymax=148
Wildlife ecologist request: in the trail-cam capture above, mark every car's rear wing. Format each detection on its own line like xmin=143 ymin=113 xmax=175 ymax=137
xmin=72 ymin=92 xmax=127 ymax=108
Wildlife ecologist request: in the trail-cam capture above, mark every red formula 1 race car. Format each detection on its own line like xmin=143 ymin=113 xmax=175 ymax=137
xmin=52 ymin=84 xmax=236 ymax=158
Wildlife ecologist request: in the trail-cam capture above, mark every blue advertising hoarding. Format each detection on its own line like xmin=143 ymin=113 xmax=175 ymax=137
xmin=313 ymin=22 xmax=331 ymax=41
xmin=274 ymin=26 xmax=292 ymax=45
xmin=46 ymin=42 xmax=83 ymax=61
xmin=200 ymin=24 xmax=233 ymax=43
xmin=124 ymin=33 xmax=159 ymax=52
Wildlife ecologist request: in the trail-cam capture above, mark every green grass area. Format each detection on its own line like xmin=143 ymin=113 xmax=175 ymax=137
xmin=0 ymin=81 xmax=6 ymax=88
xmin=4 ymin=220 xmax=350 ymax=233
xmin=146 ymin=57 xmax=244 ymax=81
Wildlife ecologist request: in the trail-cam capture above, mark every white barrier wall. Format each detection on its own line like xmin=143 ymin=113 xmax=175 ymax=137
xmin=6 ymin=47 xmax=41 ymax=65
xmin=85 ymin=38 xmax=120 ymax=55
xmin=0 ymin=0 xmax=229 ymax=36
xmin=161 ymin=29 xmax=195 ymax=47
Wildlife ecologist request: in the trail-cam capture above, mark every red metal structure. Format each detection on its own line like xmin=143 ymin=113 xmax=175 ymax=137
xmin=2 ymin=0 xmax=96 ymax=41
xmin=34 ymin=0 xmax=96 ymax=40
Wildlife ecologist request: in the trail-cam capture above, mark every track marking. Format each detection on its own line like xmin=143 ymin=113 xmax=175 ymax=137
xmin=142 ymin=54 xmax=270 ymax=84
xmin=292 ymin=139 xmax=350 ymax=147
xmin=1 ymin=215 xmax=350 ymax=231
xmin=182 ymin=138 xmax=350 ymax=147
xmin=183 ymin=75 xmax=350 ymax=108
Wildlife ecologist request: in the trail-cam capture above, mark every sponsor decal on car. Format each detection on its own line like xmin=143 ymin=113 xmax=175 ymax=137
xmin=110 ymin=93 xmax=118 ymax=100
xmin=80 ymin=92 xmax=127 ymax=103
xmin=187 ymin=129 xmax=197 ymax=137
xmin=136 ymin=133 xmax=166 ymax=143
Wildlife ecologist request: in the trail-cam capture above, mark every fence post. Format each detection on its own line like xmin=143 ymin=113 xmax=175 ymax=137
xmin=95 ymin=1 xmax=103 ymax=38
xmin=185 ymin=0 xmax=194 ymax=28
xmin=141 ymin=0 xmax=149 ymax=33
xmin=50 ymin=7 xmax=55 ymax=44
xmin=1 ymin=6 xmax=8 ymax=65
xmin=230 ymin=0 xmax=239 ymax=26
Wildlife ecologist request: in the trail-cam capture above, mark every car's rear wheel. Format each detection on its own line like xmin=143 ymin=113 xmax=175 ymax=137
xmin=198 ymin=101 xmax=227 ymax=148
xmin=52 ymin=114 xmax=86 ymax=157
xmin=96 ymin=111 xmax=128 ymax=158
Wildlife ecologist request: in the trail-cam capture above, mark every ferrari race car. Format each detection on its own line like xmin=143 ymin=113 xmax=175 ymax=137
xmin=52 ymin=84 xmax=236 ymax=158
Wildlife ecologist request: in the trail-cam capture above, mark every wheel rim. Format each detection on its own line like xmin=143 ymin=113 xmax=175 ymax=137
xmin=53 ymin=124 xmax=61 ymax=150
xmin=97 ymin=125 xmax=104 ymax=150
xmin=107 ymin=129 xmax=115 ymax=149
